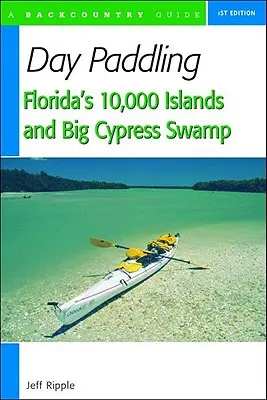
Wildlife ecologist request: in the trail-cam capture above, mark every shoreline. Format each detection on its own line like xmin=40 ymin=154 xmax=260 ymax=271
xmin=1 ymin=189 xmax=266 ymax=195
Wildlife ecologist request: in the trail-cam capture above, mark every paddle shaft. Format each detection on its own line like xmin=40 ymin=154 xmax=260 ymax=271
xmin=90 ymin=238 xmax=207 ymax=268
xmin=115 ymin=244 xmax=190 ymax=264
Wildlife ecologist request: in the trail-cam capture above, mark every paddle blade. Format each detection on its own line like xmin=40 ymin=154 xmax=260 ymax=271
xmin=181 ymin=259 xmax=210 ymax=269
xmin=89 ymin=238 xmax=115 ymax=248
xmin=190 ymin=262 xmax=210 ymax=269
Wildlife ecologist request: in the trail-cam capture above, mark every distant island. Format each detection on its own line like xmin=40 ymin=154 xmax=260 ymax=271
xmin=1 ymin=169 xmax=265 ymax=194
xmin=1 ymin=169 xmax=128 ymax=192
xmin=192 ymin=178 xmax=266 ymax=193
xmin=130 ymin=185 xmax=191 ymax=189
xmin=130 ymin=179 xmax=266 ymax=193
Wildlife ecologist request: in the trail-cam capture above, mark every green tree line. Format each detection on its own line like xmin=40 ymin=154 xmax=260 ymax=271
xmin=1 ymin=169 xmax=129 ymax=192
xmin=192 ymin=178 xmax=266 ymax=193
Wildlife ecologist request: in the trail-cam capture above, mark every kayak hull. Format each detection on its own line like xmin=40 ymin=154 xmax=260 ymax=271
xmin=52 ymin=238 xmax=179 ymax=326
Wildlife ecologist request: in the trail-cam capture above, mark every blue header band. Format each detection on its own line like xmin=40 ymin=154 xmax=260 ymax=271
xmin=1 ymin=26 xmax=19 ymax=156
xmin=0 ymin=343 xmax=20 ymax=400
xmin=208 ymin=1 xmax=266 ymax=25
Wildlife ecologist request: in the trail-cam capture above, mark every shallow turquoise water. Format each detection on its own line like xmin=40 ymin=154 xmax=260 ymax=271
xmin=1 ymin=189 xmax=265 ymax=293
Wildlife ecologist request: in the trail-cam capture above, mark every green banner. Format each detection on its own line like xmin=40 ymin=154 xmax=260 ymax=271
xmin=1 ymin=1 xmax=206 ymax=25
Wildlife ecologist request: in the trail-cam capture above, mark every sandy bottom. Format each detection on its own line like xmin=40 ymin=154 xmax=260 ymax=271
xmin=1 ymin=223 xmax=266 ymax=342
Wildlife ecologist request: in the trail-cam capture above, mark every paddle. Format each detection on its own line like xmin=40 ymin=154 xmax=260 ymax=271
xmin=89 ymin=238 xmax=209 ymax=269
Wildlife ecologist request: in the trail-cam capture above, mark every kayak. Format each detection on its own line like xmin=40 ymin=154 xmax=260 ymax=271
xmin=48 ymin=234 xmax=179 ymax=326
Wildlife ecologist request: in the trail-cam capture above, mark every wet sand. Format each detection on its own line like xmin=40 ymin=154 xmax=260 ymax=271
xmin=1 ymin=222 xmax=265 ymax=342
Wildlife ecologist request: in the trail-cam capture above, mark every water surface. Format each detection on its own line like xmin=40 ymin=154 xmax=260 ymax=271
xmin=1 ymin=189 xmax=265 ymax=294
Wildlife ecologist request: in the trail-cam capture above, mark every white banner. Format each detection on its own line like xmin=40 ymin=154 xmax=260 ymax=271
xmin=19 ymin=26 xmax=266 ymax=158
xmin=19 ymin=342 xmax=266 ymax=399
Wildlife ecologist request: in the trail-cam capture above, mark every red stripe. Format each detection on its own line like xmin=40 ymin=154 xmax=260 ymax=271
xmin=75 ymin=282 xmax=122 ymax=303
xmin=75 ymin=254 xmax=174 ymax=304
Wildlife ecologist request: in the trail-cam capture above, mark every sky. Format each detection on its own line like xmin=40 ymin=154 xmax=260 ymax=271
xmin=1 ymin=158 xmax=266 ymax=186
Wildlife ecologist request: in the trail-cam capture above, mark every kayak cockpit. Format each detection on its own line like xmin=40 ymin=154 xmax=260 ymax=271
xmin=115 ymin=233 xmax=178 ymax=274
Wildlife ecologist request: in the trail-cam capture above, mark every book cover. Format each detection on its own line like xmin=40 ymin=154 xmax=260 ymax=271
xmin=1 ymin=1 xmax=266 ymax=399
